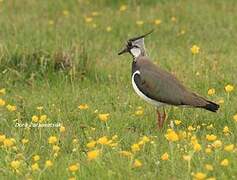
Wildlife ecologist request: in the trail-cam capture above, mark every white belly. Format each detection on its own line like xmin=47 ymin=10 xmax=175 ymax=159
xmin=132 ymin=70 xmax=164 ymax=107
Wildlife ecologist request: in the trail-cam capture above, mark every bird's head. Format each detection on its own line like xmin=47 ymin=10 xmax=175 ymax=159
xmin=118 ymin=30 xmax=153 ymax=58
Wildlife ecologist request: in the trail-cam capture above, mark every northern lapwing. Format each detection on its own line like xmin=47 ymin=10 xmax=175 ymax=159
xmin=118 ymin=30 xmax=219 ymax=129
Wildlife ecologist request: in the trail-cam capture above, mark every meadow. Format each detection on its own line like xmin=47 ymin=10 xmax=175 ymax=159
xmin=0 ymin=0 xmax=237 ymax=179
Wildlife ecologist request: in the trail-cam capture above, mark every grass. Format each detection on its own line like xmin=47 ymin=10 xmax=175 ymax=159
xmin=0 ymin=0 xmax=237 ymax=179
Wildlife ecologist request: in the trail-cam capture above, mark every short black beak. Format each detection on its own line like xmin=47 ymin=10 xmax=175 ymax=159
xmin=118 ymin=47 xmax=128 ymax=55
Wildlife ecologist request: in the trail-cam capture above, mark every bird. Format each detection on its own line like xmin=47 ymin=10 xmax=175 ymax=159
xmin=118 ymin=30 xmax=219 ymax=129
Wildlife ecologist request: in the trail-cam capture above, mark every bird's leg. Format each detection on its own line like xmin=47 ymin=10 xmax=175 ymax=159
xmin=156 ymin=108 xmax=166 ymax=129
xmin=156 ymin=108 xmax=161 ymax=129
xmin=162 ymin=107 xmax=166 ymax=124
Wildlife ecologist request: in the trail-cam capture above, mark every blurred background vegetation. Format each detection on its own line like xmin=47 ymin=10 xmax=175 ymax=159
xmin=0 ymin=0 xmax=236 ymax=86
xmin=0 ymin=1 xmax=237 ymax=179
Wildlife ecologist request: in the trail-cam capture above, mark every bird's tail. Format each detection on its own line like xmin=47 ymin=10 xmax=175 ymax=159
xmin=203 ymin=100 xmax=220 ymax=112
xmin=184 ymin=92 xmax=220 ymax=113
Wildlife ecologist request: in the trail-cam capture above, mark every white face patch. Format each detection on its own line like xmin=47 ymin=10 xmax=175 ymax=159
xmin=130 ymin=47 xmax=141 ymax=58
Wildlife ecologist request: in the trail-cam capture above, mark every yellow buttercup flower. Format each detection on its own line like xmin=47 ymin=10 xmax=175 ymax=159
xmin=86 ymin=140 xmax=96 ymax=148
xmin=133 ymin=159 xmax=142 ymax=168
xmin=223 ymin=126 xmax=230 ymax=134
xmin=183 ymin=155 xmax=191 ymax=161
xmin=138 ymin=140 xmax=145 ymax=146
xmin=87 ymin=150 xmax=100 ymax=161
xmin=178 ymin=29 xmax=186 ymax=36
xmin=0 ymin=88 xmax=6 ymax=95
xmin=91 ymin=127 xmax=96 ymax=131
xmin=233 ymin=114 xmax=237 ymax=122
xmin=178 ymin=131 xmax=187 ymax=140
xmin=37 ymin=106 xmax=43 ymax=111
xmin=207 ymin=88 xmax=215 ymax=96
xmin=45 ymin=160 xmax=53 ymax=168
xmin=205 ymin=164 xmax=213 ymax=171
xmin=206 ymin=134 xmax=217 ymax=141
xmin=32 ymin=115 xmax=38 ymax=122
xmin=31 ymin=163 xmax=40 ymax=171
xmin=39 ymin=115 xmax=47 ymax=122
xmin=91 ymin=11 xmax=99 ymax=16
xmin=60 ymin=125 xmax=66 ymax=133
xmin=119 ymin=5 xmax=127 ymax=12
xmin=131 ymin=143 xmax=140 ymax=153
xmin=98 ymin=113 xmax=109 ymax=122
xmin=188 ymin=125 xmax=195 ymax=131
xmin=174 ymin=120 xmax=182 ymax=125
xmin=206 ymin=124 xmax=214 ymax=130
xmin=10 ymin=160 xmax=21 ymax=170
xmin=0 ymin=134 xmax=6 ymax=142
xmin=220 ymin=159 xmax=229 ymax=166
xmin=206 ymin=177 xmax=216 ymax=180
xmin=218 ymin=98 xmax=224 ymax=104
xmin=179 ymin=29 xmax=186 ymax=35
xmin=205 ymin=147 xmax=212 ymax=154
xmin=137 ymin=106 xmax=143 ymax=110
xmin=68 ymin=163 xmax=79 ymax=172
xmin=63 ymin=10 xmax=69 ymax=16
xmin=225 ymin=84 xmax=234 ymax=93
xmin=191 ymin=45 xmax=200 ymax=54
xmin=141 ymin=136 xmax=150 ymax=143
xmin=0 ymin=98 xmax=6 ymax=106
xmin=68 ymin=177 xmax=76 ymax=180
xmin=21 ymin=138 xmax=29 ymax=144
xmin=224 ymin=144 xmax=234 ymax=152
xmin=193 ymin=172 xmax=206 ymax=180
xmin=48 ymin=20 xmax=54 ymax=25
xmin=119 ymin=151 xmax=133 ymax=157
xmin=85 ymin=16 xmax=93 ymax=23
xmin=193 ymin=143 xmax=202 ymax=152
xmin=165 ymin=129 xmax=179 ymax=142
xmin=6 ymin=104 xmax=17 ymax=112
xmin=112 ymin=135 xmax=118 ymax=140
xmin=3 ymin=138 xmax=14 ymax=147
xmin=161 ymin=152 xmax=169 ymax=161
xmin=109 ymin=142 xmax=118 ymax=147
xmin=97 ymin=136 xmax=110 ymax=145
xmin=191 ymin=136 xmax=198 ymax=145
xmin=72 ymin=138 xmax=78 ymax=144
xmin=52 ymin=145 xmax=60 ymax=152
xmin=171 ymin=16 xmax=177 ymax=22
xmin=136 ymin=20 xmax=144 ymax=26
xmin=48 ymin=136 xmax=57 ymax=144
xmin=78 ymin=104 xmax=89 ymax=110
xmin=135 ymin=110 xmax=144 ymax=116
xmin=53 ymin=152 xmax=58 ymax=158
xmin=154 ymin=19 xmax=162 ymax=25
xmin=106 ymin=26 xmax=112 ymax=32
xmin=33 ymin=155 xmax=40 ymax=161
xmin=212 ymin=140 xmax=222 ymax=148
